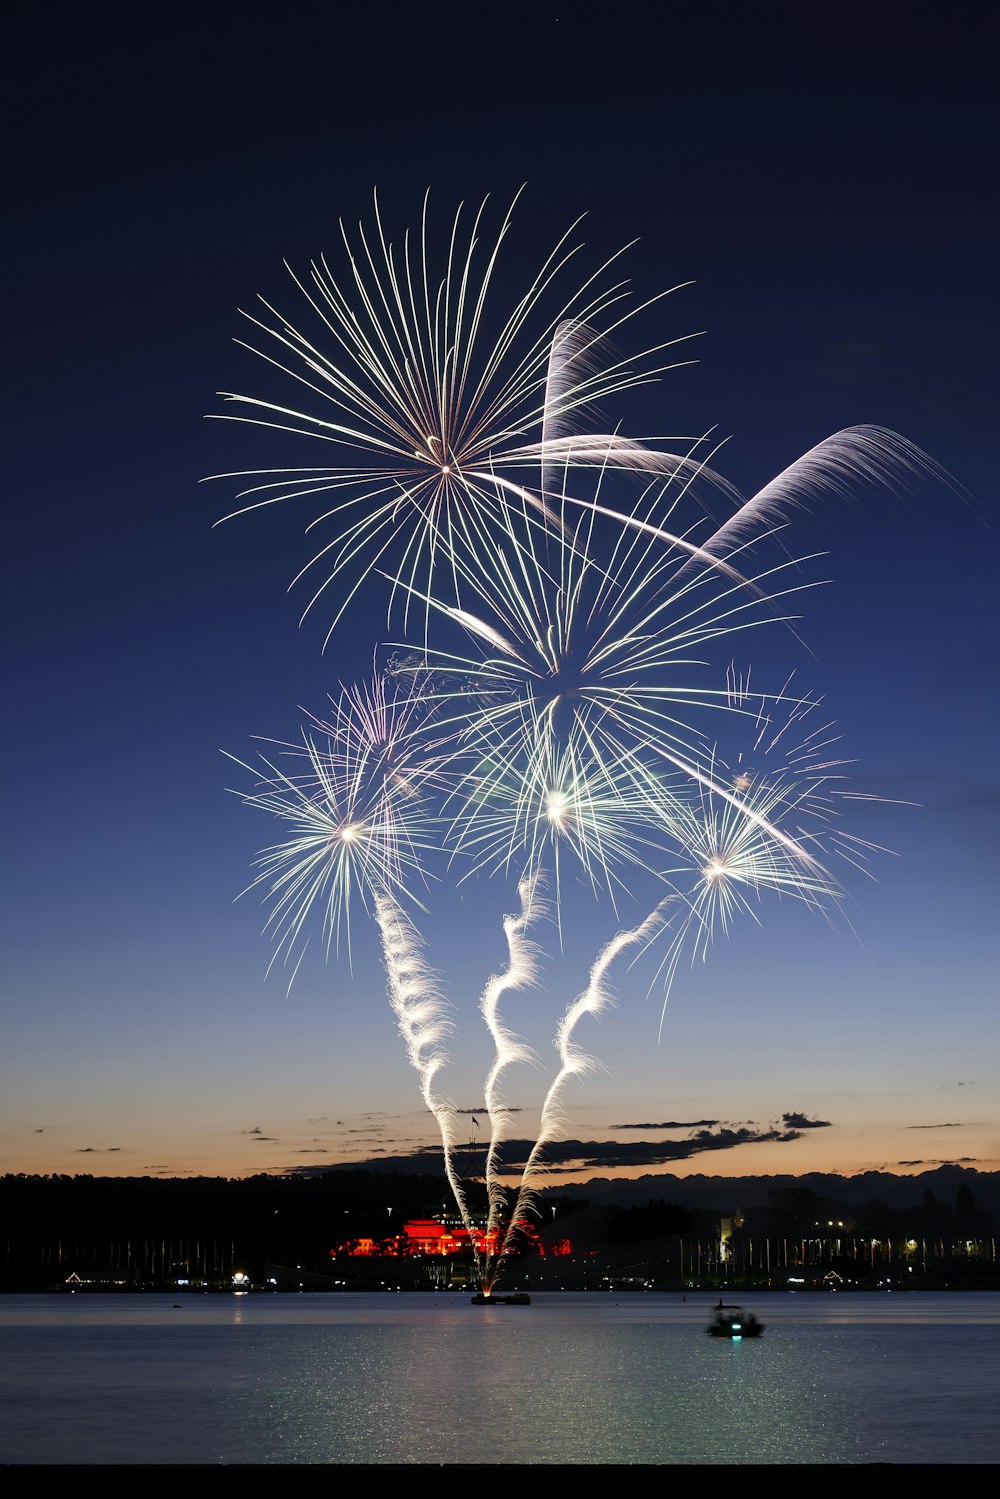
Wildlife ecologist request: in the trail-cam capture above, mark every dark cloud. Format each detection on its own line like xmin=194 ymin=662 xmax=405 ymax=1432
xmin=906 ymin=1122 xmax=965 ymax=1130
xmin=782 ymin=1112 xmax=832 ymax=1130
xmin=75 ymin=1146 xmax=121 ymax=1153
xmin=252 ymin=1136 xmax=279 ymax=1143
xmin=456 ymin=1106 xmax=522 ymax=1115
xmin=898 ymin=1156 xmax=979 ymax=1166
xmin=327 ymin=1122 xmax=810 ymax=1175
xmin=33 ymin=1128 xmax=43 ymax=1133
xmin=240 ymin=1127 xmax=264 ymax=1136
xmin=570 ymin=1127 xmax=806 ymax=1170
xmin=612 ymin=1119 xmax=720 ymax=1129
xmin=294 ymin=1149 xmax=329 ymax=1155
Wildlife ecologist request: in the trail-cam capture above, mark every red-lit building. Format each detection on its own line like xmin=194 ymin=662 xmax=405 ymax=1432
xmin=332 ymin=1217 xmax=571 ymax=1259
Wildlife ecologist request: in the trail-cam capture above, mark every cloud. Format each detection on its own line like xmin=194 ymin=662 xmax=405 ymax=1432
xmin=75 ymin=1146 xmax=121 ymax=1153
xmin=456 ymin=1106 xmax=521 ymax=1115
xmin=322 ymin=1121 xmax=811 ymax=1175
xmin=568 ymin=1126 xmax=806 ymax=1170
xmin=898 ymin=1156 xmax=979 ymax=1166
xmin=612 ymin=1119 xmax=720 ymax=1130
xmin=781 ymin=1112 xmax=831 ymax=1130
xmin=905 ymin=1122 xmax=965 ymax=1130
xmin=252 ymin=1136 xmax=279 ymax=1143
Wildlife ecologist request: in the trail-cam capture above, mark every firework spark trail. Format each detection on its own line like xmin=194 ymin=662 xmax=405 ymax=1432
xmin=374 ymin=891 xmax=482 ymax=1276
xmin=674 ymin=425 xmax=960 ymax=578
xmin=478 ymin=874 xmax=544 ymax=1253
xmin=502 ymin=901 xmax=672 ymax=1257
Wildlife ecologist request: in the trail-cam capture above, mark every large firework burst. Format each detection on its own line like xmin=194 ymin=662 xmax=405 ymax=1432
xmin=210 ymin=190 xmax=715 ymax=639
xmin=221 ymin=191 xmax=930 ymax=1293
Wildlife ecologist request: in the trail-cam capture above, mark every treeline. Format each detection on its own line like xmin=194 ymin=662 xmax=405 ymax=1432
xmin=3 ymin=1171 xmax=996 ymax=1291
xmin=1 ymin=1170 xmax=462 ymax=1285
xmin=606 ymin=1199 xmax=694 ymax=1241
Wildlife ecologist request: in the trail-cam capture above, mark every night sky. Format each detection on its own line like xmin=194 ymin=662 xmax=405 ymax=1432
xmin=4 ymin=3 xmax=998 ymax=1184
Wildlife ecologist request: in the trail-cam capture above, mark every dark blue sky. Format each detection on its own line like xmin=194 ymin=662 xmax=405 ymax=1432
xmin=4 ymin=3 xmax=998 ymax=1181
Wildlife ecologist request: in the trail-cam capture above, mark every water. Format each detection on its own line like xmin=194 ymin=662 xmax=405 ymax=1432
xmin=2 ymin=1292 xmax=998 ymax=1464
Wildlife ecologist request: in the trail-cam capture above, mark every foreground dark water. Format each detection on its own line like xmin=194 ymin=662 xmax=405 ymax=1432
xmin=2 ymin=1292 xmax=998 ymax=1465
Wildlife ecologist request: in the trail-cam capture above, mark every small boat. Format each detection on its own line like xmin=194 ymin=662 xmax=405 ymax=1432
xmin=706 ymin=1301 xmax=764 ymax=1338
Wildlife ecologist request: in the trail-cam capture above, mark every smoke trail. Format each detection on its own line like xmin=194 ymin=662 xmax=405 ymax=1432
xmin=479 ymin=874 xmax=545 ymax=1256
xmin=374 ymin=892 xmax=480 ymax=1272
xmin=502 ymin=899 xmax=671 ymax=1256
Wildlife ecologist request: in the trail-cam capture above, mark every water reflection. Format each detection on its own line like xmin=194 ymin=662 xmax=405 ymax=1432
xmin=1 ymin=1293 xmax=997 ymax=1464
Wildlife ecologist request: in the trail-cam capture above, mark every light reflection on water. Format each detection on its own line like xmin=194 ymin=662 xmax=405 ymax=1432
xmin=1 ymin=1293 xmax=998 ymax=1464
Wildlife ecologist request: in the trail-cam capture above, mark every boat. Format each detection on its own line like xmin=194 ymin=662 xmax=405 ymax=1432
xmin=706 ymin=1301 xmax=764 ymax=1338
xmin=470 ymin=1291 xmax=531 ymax=1305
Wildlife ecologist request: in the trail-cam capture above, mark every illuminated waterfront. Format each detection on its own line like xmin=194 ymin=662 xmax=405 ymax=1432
xmin=2 ymin=1292 xmax=998 ymax=1465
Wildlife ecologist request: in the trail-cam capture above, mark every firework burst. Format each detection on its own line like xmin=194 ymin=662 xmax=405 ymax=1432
xmin=446 ymin=726 xmax=678 ymax=928
xmin=644 ymin=691 xmax=860 ymax=1036
xmin=392 ymin=451 xmax=829 ymax=920
xmin=226 ymin=670 xmax=442 ymax=976
xmin=209 ymin=190 xmax=713 ymax=641
xmin=219 ymin=191 xmax=931 ymax=1294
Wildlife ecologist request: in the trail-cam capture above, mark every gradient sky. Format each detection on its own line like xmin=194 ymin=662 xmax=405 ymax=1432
xmin=4 ymin=4 xmax=998 ymax=1186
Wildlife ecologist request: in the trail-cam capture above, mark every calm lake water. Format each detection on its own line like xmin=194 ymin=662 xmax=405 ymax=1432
xmin=2 ymin=1291 xmax=998 ymax=1465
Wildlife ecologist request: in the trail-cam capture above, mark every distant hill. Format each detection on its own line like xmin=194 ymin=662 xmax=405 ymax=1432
xmin=551 ymin=1164 xmax=1000 ymax=1214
